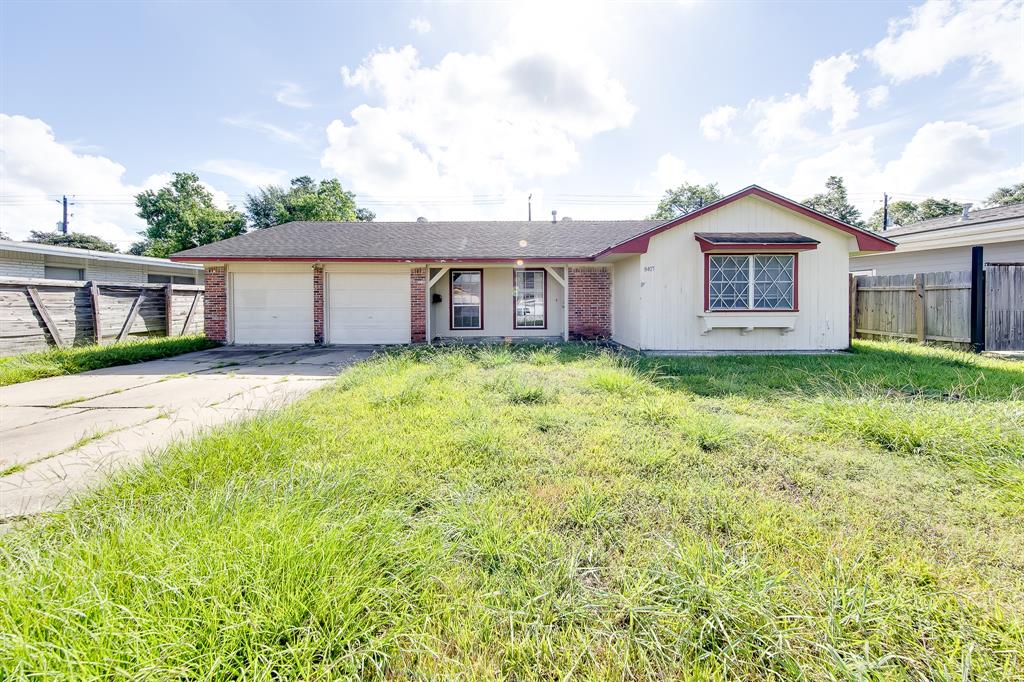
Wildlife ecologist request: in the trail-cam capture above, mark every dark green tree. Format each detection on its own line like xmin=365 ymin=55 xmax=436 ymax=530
xmin=134 ymin=173 xmax=246 ymax=257
xmin=867 ymin=200 xmax=918 ymax=230
xmin=802 ymin=176 xmax=863 ymax=227
xmin=27 ymin=230 xmax=119 ymax=252
xmin=244 ymin=176 xmax=375 ymax=229
xmin=916 ymin=197 xmax=963 ymax=220
xmin=648 ymin=182 xmax=722 ymax=220
xmin=985 ymin=183 xmax=1024 ymax=207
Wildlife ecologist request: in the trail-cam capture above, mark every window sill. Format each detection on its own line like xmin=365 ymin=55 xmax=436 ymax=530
xmin=697 ymin=312 xmax=798 ymax=335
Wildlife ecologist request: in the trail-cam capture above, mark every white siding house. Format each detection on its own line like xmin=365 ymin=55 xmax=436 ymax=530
xmin=172 ymin=186 xmax=895 ymax=352
xmin=850 ymin=203 xmax=1024 ymax=276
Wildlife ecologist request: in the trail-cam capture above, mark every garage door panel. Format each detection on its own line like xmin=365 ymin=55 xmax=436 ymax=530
xmin=328 ymin=269 xmax=410 ymax=344
xmin=232 ymin=272 xmax=313 ymax=345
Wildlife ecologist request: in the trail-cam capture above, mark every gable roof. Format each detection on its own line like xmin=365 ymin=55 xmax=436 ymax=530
xmin=170 ymin=184 xmax=895 ymax=263
xmin=882 ymin=202 xmax=1024 ymax=237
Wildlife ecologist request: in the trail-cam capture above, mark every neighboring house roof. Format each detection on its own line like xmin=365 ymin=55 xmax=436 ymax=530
xmin=882 ymin=202 xmax=1024 ymax=237
xmin=0 ymin=240 xmax=202 ymax=272
xmin=171 ymin=185 xmax=896 ymax=263
xmin=851 ymin=202 xmax=1024 ymax=260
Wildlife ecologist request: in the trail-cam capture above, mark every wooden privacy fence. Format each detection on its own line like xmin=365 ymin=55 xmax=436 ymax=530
xmin=850 ymin=262 xmax=1023 ymax=351
xmin=0 ymin=276 xmax=204 ymax=355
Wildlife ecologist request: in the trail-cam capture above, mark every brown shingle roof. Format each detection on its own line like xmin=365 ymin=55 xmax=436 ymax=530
xmin=171 ymin=219 xmax=663 ymax=261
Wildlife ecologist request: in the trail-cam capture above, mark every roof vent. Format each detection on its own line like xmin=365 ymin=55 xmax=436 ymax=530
xmin=960 ymin=203 xmax=973 ymax=221
xmin=551 ymin=210 xmax=557 ymax=224
xmin=416 ymin=216 xmax=429 ymax=223
xmin=561 ymin=216 xmax=573 ymax=222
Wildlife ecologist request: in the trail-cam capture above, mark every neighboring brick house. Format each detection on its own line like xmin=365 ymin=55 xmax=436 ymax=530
xmin=172 ymin=185 xmax=895 ymax=352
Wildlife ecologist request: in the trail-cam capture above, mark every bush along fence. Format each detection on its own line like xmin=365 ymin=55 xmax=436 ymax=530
xmin=0 ymin=276 xmax=204 ymax=355
xmin=850 ymin=246 xmax=1023 ymax=352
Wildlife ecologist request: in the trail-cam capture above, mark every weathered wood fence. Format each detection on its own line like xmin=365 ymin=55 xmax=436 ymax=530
xmin=850 ymin=262 xmax=1023 ymax=351
xmin=0 ymin=276 xmax=204 ymax=355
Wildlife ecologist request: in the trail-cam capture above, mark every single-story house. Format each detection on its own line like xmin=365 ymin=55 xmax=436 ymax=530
xmin=0 ymin=240 xmax=204 ymax=284
xmin=171 ymin=185 xmax=895 ymax=352
xmin=850 ymin=203 xmax=1024 ymax=276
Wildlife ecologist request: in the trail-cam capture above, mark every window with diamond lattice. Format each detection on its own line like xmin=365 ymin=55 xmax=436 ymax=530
xmin=707 ymin=254 xmax=795 ymax=311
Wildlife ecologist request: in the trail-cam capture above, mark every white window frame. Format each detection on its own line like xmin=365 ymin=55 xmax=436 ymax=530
xmin=513 ymin=269 xmax=546 ymax=329
xmin=450 ymin=269 xmax=483 ymax=330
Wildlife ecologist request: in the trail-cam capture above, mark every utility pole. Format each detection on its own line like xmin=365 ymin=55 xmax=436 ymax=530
xmin=55 ymin=195 xmax=73 ymax=234
xmin=528 ymin=194 xmax=532 ymax=221
xmin=882 ymin=192 xmax=889 ymax=231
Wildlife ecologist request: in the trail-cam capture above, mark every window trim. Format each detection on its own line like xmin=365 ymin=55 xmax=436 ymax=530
xmin=449 ymin=269 xmax=484 ymax=330
xmin=703 ymin=252 xmax=799 ymax=312
xmin=512 ymin=268 xmax=547 ymax=330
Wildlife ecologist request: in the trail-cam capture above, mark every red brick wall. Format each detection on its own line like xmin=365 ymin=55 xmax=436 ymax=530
xmin=313 ymin=265 xmax=325 ymax=345
xmin=567 ymin=266 xmax=611 ymax=340
xmin=204 ymin=265 xmax=227 ymax=342
xmin=410 ymin=267 xmax=426 ymax=343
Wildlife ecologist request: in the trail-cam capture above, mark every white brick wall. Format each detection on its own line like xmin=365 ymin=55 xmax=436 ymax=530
xmin=0 ymin=250 xmax=45 ymax=278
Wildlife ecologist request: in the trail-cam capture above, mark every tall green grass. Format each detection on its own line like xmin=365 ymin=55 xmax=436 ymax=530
xmin=1 ymin=341 xmax=1022 ymax=679
xmin=0 ymin=335 xmax=217 ymax=386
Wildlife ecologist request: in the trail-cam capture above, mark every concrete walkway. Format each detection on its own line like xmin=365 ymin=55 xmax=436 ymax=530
xmin=0 ymin=345 xmax=371 ymax=520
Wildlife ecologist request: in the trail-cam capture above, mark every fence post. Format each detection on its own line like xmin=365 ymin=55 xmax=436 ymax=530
xmin=165 ymin=284 xmax=175 ymax=337
xmin=970 ymin=246 xmax=986 ymax=353
xmin=914 ymin=273 xmax=926 ymax=343
xmin=89 ymin=281 xmax=102 ymax=344
xmin=848 ymin=274 xmax=858 ymax=346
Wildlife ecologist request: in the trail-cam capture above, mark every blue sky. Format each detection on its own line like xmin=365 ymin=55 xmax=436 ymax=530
xmin=2 ymin=0 xmax=1021 ymax=248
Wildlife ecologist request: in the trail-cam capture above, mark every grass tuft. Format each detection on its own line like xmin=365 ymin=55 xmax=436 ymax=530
xmin=0 ymin=335 xmax=217 ymax=386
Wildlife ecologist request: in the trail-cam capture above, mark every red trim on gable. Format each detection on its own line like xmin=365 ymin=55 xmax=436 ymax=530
xmin=595 ymin=186 xmax=895 ymax=258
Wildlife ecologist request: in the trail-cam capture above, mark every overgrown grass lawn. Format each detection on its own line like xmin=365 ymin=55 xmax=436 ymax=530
xmin=2 ymin=341 xmax=1022 ymax=679
xmin=0 ymin=335 xmax=218 ymax=386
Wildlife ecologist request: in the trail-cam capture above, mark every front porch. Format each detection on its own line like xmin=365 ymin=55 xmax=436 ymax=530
xmin=424 ymin=265 xmax=570 ymax=343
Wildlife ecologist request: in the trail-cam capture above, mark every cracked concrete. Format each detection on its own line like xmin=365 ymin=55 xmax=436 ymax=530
xmin=0 ymin=345 xmax=372 ymax=520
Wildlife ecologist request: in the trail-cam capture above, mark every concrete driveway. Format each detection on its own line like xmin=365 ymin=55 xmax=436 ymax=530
xmin=0 ymin=345 xmax=371 ymax=520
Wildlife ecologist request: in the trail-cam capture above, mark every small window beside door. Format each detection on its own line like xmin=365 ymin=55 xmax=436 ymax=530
xmin=514 ymin=269 xmax=546 ymax=329
xmin=450 ymin=270 xmax=483 ymax=330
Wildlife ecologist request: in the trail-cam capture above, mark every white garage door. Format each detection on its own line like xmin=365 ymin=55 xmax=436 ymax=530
xmin=328 ymin=269 xmax=410 ymax=344
xmin=231 ymin=272 xmax=313 ymax=344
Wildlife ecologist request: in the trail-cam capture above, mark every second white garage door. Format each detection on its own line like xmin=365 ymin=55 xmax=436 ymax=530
xmin=231 ymin=272 xmax=314 ymax=344
xmin=327 ymin=269 xmax=411 ymax=344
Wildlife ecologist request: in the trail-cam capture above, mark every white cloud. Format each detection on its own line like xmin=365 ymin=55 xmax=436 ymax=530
xmin=409 ymin=18 xmax=431 ymax=34
xmin=222 ymin=116 xmax=306 ymax=145
xmin=635 ymin=153 xmax=706 ymax=195
xmin=0 ymin=114 xmax=230 ymax=250
xmin=750 ymin=53 xmax=861 ymax=151
xmin=323 ymin=40 xmax=635 ymax=218
xmin=699 ymin=106 xmax=737 ymax=141
xmin=199 ymin=159 xmax=288 ymax=188
xmin=865 ymin=85 xmax=890 ymax=109
xmin=274 ymin=82 xmax=312 ymax=109
xmin=780 ymin=119 xmax=1011 ymax=215
xmin=867 ymin=0 xmax=1023 ymax=89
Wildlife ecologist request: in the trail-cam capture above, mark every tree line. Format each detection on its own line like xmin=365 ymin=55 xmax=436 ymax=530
xmin=16 ymin=173 xmax=1024 ymax=254
xmin=648 ymin=178 xmax=1024 ymax=229
xmin=19 ymin=173 xmax=376 ymax=256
